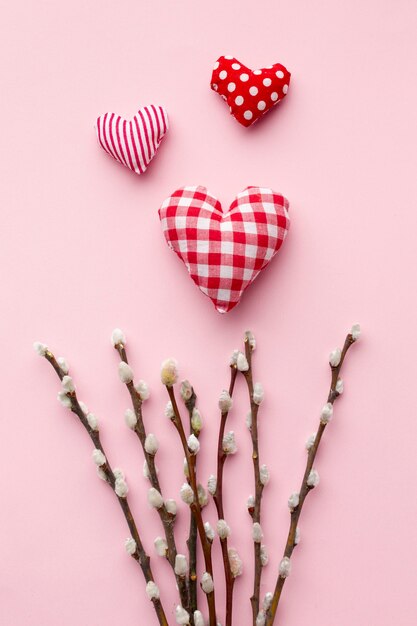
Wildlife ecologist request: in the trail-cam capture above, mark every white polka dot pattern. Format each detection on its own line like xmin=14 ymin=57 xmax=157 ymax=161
xmin=211 ymin=56 xmax=291 ymax=127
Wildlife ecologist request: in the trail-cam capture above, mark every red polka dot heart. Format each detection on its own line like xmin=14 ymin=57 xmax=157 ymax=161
xmin=211 ymin=56 xmax=291 ymax=127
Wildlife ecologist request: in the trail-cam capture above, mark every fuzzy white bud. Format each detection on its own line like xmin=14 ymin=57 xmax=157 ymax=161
xmin=57 ymin=357 xmax=69 ymax=374
xmin=256 ymin=611 xmax=266 ymax=626
xmin=246 ymin=410 xmax=252 ymax=429
xmin=115 ymin=476 xmax=128 ymax=498
xmin=245 ymin=330 xmax=256 ymax=351
xmin=198 ymin=484 xmax=208 ymax=507
xmin=79 ymin=401 xmax=88 ymax=414
xmin=307 ymin=468 xmax=320 ymax=488
xmin=263 ymin=592 xmax=273 ymax=611
xmin=252 ymin=522 xmax=263 ymax=543
xmin=193 ymin=611 xmax=204 ymax=626
xmin=154 ymin=536 xmax=168 ymax=557
xmin=143 ymin=460 xmax=150 ymax=479
xmin=86 ymin=412 xmax=99 ymax=431
xmin=180 ymin=379 xmax=193 ymax=401
xmin=146 ymin=581 xmax=160 ymax=601
xmin=191 ymin=408 xmax=203 ymax=433
xmin=336 ymin=378 xmax=344 ymax=394
xmin=351 ymin=323 xmax=361 ymax=341
xmin=97 ymin=467 xmax=107 ymax=481
xmin=148 ymin=487 xmax=164 ymax=509
xmin=247 ymin=494 xmax=255 ymax=511
xmin=222 ymin=431 xmax=237 ymax=455
xmin=161 ymin=358 xmax=178 ymax=387
xmin=165 ymin=401 xmax=174 ymax=419
xmin=57 ymin=390 xmax=71 ymax=408
xmin=180 ymin=483 xmax=194 ymax=505
xmin=253 ymin=382 xmax=264 ymax=405
xmin=207 ymin=475 xmax=217 ymax=496
xmin=113 ymin=468 xmax=124 ymax=480
xmin=183 ymin=457 xmax=189 ymax=478
xmin=305 ymin=433 xmax=316 ymax=451
xmin=135 ymin=379 xmax=150 ymax=401
xmin=288 ymin=492 xmax=300 ymax=510
xmin=228 ymin=548 xmax=243 ymax=578
xmin=260 ymin=464 xmax=270 ymax=486
xmin=118 ymin=362 xmax=134 ymax=384
xmin=279 ymin=556 xmax=291 ymax=577
xmin=218 ymin=390 xmax=233 ymax=413
xmin=188 ymin=434 xmax=200 ymax=454
xmin=124 ymin=408 xmax=137 ymax=429
xmin=92 ymin=449 xmax=106 ymax=466
xmin=295 ymin=527 xmax=300 ymax=545
xmin=125 ymin=537 xmax=136 ymax=555
xmin=111 ymin=328 xmax=126 ymax=346
xmin=320 ymin=402 xmax=333 ymax=424
xmin=145 ymin=433 xmax=159 ymax=455
xmin=329 ymin=347 xmax=341 ymax=367
xmin=201 ymin=572 xmax=214 ymax=594
xmin=217 ymin=519 xmax=230 ymax=539
xmin=230 ymin=349 xmax=239 ymax=366
xmin=260 ymin=544 xmax=269 ymax=566
xmin=204 ymin=521 xmax=215 ymax=542
xmin=33 ymin=341 xmax=48 ymax=356
xmin=175 ymin=605 xmax=190 ymax=625
xmin=175 ymin=554 xmax=188 ymax=576
xmin=61 ymin=375 xmax=75 ymax=393
xmin=165 ymin=499 xmax=177 ymax=516
xmin=236 ymin=351 xmax=249 ymax=372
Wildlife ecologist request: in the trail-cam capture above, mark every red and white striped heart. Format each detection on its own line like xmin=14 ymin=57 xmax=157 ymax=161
xmin=95 ymin=105 xmax=169 ymax=175
xmin=159 ymin=186 xmax=290 ymax=313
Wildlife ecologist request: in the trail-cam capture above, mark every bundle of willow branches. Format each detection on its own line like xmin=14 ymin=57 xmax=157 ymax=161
xmin=34 ymin=325 xmax=360 ymax=626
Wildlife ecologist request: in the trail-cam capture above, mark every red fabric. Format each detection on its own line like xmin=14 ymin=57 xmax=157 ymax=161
xmin=95 ymin=105 xmax=168 ymax=174
xmin=159 ymin=186 xmax=290 ymax=313
xmin=210 ymin=56 xmax=291 ymax=127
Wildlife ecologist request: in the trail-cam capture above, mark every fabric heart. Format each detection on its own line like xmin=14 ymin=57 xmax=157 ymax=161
xmin=211 ymin=56 xmax=291 ymax=127
xmin=159 ymin=186 xmax=290 ymax=313
xmin=95 ymin=105 xmax=168 ymax=174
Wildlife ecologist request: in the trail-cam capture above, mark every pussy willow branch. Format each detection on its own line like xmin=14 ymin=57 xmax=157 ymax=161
xmin=183 ymin=386 xmax=199 ymax=623
xmin=242 ymin=337 xmax=264 ymax=625
xmin=213 ymin=365 xmax=238 ymax=626
xmin=41 ymin=349 xmax=169 ymax=626
xmin=265 ymin=332 xmax=357 ymax=626
xmin=167 ymin=385 xmax=217 ymax=626
xmin=114 ymin=341 xmax=189 ymax=613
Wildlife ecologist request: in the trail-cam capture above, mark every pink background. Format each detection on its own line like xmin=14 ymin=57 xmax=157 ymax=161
xmin=2 ymin=1 xmax=417 ymax=624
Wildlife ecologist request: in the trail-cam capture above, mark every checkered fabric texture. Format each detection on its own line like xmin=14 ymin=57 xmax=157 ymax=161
xmin=159 ymin=186 xmax=290 ymax=313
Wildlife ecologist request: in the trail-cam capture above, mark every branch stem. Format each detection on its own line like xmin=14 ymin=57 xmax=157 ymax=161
xmin=167 ymin=385 xmax=217 ymax=626
xmin=265 ymin=333 xmax=356 ymax=626
xmin=114 ymin=344 xmax=189 ymax=612
xmin=213 ymin=366 xmax=238 ymax=626
xmin=242 ymin=340 xmax=264 ymax=625
xmin=42 ymin=350 xmax=169 ymax=626
xmin=184 ymin=387 xmax=199 ymax=624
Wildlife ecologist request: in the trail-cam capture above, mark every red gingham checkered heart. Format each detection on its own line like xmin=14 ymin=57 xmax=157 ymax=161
xmin=95 ymin=105 xmax=168 ymax=174
xmin=211 ymin=56 xmax=291 ymax=127
xmin=159 ymin=186 xmax=290 ymax=313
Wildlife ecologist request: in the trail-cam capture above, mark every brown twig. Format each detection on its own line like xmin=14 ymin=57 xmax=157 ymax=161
xmin=41 ymin=348 xmax=169 ymax=626
xmin=265 ymin=332 xmax=357 ymax=626
xmin=240 ymin=335 xmax=265 ymax=625
xmin=183 ymin=384 xmax=199 ymax=624
xmin=113 ymin=341 xmax=189 ymax=613
xmin=167 ymin=385 xmax=217 ymax=626
xmin=213 ymin=365 xmax=238 ymax=626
